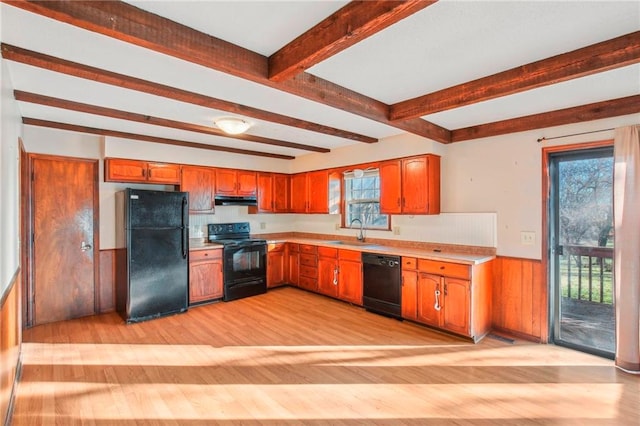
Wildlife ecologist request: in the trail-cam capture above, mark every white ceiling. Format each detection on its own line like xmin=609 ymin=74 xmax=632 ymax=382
xmin=1 ymin=1 xmax=639 ymax=159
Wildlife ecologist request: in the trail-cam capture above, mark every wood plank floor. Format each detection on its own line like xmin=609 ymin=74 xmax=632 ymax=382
xmin=12 ymin=287 xmax=640 ymax=425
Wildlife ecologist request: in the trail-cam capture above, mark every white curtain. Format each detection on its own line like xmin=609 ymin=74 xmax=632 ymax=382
xmin=614 ymin=125 xmax=640 ymax=373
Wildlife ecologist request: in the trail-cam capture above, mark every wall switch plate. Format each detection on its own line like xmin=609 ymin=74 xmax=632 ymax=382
xmin=520 ymin=231 xmax=535 ymax=245
xmin=393 ymin=226 xmax=400 ymax=235
xmin=260 ymin=222 xmax=266 ymax=230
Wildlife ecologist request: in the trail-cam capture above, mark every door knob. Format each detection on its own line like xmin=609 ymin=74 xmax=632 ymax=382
xmin=81 ymin=241 xmax=92 ymax=252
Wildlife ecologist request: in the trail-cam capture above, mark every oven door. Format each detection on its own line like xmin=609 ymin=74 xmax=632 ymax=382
xmin=223 ymin=242 xmax=267 ymax=286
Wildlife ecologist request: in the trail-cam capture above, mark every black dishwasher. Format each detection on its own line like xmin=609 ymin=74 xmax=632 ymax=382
xmin=362 ymin=253 xmax=402 ymax=319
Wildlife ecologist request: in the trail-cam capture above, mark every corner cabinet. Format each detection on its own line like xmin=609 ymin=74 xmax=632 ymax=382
xmin=189 ymin=248 xmax=223 ymax=305
xmin=403 ymin=257 xmax=493 ymax=342
xmin=105 ymin=158 xmax=181 ymax=184
xmin=380 ymin=154 xmax=440 ymax=215
xmin=180 ymin=166 xmax=215 ymax=214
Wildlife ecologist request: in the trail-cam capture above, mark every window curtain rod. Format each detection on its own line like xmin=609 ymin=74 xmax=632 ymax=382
xmin=537 ymin=128 xmax=614 ymax=143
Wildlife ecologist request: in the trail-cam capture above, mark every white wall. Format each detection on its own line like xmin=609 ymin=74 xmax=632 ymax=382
xmin=0 ymin=58 xmax=22 ymax=296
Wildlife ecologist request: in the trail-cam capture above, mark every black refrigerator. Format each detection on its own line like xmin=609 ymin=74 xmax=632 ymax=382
xmin=116 ymin=189 xmax=189 ymax=323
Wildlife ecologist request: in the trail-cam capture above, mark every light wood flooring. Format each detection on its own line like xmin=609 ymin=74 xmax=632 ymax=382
xmin=12 ymin=287 xmax=640 ymax=425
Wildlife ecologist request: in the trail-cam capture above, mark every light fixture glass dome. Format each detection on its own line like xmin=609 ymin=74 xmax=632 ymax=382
xmin=214 ymin=117 xmax=252 ymax=135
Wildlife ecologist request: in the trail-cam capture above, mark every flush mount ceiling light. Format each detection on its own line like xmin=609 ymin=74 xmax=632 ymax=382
xmin=214 ymin=117 xmax=252 ymax=135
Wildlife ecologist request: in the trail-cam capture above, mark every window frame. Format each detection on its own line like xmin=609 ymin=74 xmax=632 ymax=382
xmin=340 ymin=167 xmax=391 ymax=231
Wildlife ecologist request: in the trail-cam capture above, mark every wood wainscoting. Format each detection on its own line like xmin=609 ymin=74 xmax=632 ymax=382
xmin=1 ymin=269 xmax=22 ymax=426
xmin=492 ymin=256 xmax=547 ymax=342
xmin=98 ymin=249 xmax=120 ymax=314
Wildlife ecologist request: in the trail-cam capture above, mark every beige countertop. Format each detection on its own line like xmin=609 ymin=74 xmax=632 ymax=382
xmin=189 ymin=239 xmax=223 ymax=251
xmin=267 ymin=238 xmax=494 ymax=265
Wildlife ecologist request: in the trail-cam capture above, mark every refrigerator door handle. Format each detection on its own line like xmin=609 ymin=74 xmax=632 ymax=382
xmin=182 ymin=196 xmax=188 ymax=259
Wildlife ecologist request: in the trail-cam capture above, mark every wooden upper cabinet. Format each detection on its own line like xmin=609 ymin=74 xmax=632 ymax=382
xmin=273 ymin=173 xmax=290 ymax=212
xmin=181 ymin=166 xmax=215 ymax=214
xmin=215 ymin=169 xmax=257 ymax=196
xmin=105 ymin=158 xmax=180 ymax=184
xmin=290 ymin=173 xmax=308 ymax=213
xmin=252 ymin=173 xmax=290 ymax=213
xmin=380 ymin=154 xmax=440 ymax=215
xmin=307 ymin=170 xmax=329 ymax=213
xmin=380 ymin=160 xmax=402 ymax=214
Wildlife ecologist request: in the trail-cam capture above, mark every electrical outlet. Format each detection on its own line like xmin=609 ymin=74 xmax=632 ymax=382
xmin=393 ymin=226 xmax=400 ymax=235
xmin=260 ymin=222 xmax=266 ymax=230
xmin=520 ymin=231 xmax=535 ymax=245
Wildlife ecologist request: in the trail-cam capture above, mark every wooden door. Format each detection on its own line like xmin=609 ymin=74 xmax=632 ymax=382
xmin=181 ymin=166 xmax=215 ymax=213
xmin=402 ymin=156 xmax=429 ymax=214
xmin=267 ymin=244 xmax=286 ymax=288
xmin=273 ymin=174 xmax=290 ymax=212
xmin=307 ymin=170 xmax=329 ymax=213
xmin=338 ymin=259 xmax=362 ymax=305
xmin=237 ymin=170 xmax=257 ymax=196
xmin=256 ymin=173 xmax=273 ymax=212
xmin=105 ymin=158 xmax=147 ymax=182
xmin=442 ymin=278 xmax=471 ymax=336
xmin=290 ymin=173 xmax=308 ymax=213
xmin=317 ymin=256 xmax=338 ymax=298
xmin=31 ymin=155 xmax=98 ymax=326
xmin=215 ymin=169 xmax=237 ymax=195
xmin=189 ymin=251 xmax=223 ymax=304
xmin=417 ymin=273 xmax=442 ymax=327
xmin=147 ymin=162 xmax=181 ymax=184
xmin=380 ymin=159 xmax=402 ymax=214
xmin=401 ymin=269 xmax=418 ymax=320
xmin=287 ymin=244 xmax=299 ymax=285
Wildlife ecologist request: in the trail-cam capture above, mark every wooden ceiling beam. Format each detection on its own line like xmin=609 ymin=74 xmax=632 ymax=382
xmin=451 ymin=95 xmax=640 ymax=142
xmin=5 ymin=0 xmax=450 ymax=142
xmin=390 ymin=31 xmax=640 ymax=121
xmin=268 ymin=0 xmax=435 ymax=82
xmin=14 ymin=90 xmax=330 ymax=153
xmin=22 ymin=118 xmax=295 ymax=160
xmin=1 ymin=44 xmax=373 ymax=144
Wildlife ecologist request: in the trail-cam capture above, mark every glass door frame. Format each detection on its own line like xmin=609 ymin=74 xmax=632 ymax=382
xmin=543 ymin=139 xmax=614 ymax=359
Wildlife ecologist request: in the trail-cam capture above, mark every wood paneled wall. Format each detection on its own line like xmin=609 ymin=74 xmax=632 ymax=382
xmin=1 ymin=269 xmax=22 ymax=426
xmin=492 ymin=256 xmax=546 ymax=342
xmin=98 ymin=250 xmax=118 ymax=313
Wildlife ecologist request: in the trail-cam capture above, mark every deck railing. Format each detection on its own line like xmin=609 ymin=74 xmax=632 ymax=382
xmin=561 ymin=245 xmax=614 ymax=304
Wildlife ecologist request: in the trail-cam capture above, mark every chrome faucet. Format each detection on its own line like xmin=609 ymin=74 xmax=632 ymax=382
xmin=349 ymin=218 xmax=365 ymax=242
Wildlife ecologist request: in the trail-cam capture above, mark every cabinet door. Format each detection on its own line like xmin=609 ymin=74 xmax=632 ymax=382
xmin=417 ymin=273 xmax=442 ymax=327
xmin=380 ymin=159 xmax=402 ymax=214
xmin=338 ymin=259 xmax=362 ymax=305
xmin=237 ymin=170 xmax=257 ymax=196
xmin=105 ymin=159 xmax=147 ymax=183
xmin=401 ymin=269 xmax=418 ymax=320
xmin=287 ymin=250 xmax=299 ymax=286
xmin=307 ymin=170 xmax=329 ymax=213
xmin=273 ymin=174 xmax=290 ymax=212
xmin=442 ymin=278 xmax=470 ymax=336
xmin=181 ymin=166 xmax=215 ymax=213
xmin=290 ymin=173 xmax=308 ymax=213
xmin=401 ymin=157 xmax=429 ymax=214
xmin=267 ymin=248 xmax=286 ymax=288
xmin=189 ymin=257 xmax=223 ymax=304
xmin=215 ymin=169 xmax=237 ymax=195
xmin=256 ymin=173 xmax=274 ymax=212
xmin=147 ymin=163 xmax=181 ymax=184
xmin=317 ymin=256 xmax=339 ymax=298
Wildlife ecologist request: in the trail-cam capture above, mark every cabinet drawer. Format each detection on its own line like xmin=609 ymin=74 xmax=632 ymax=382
xmin=318 ymin=246 xmax=337 ymax=258
xmin=299 ymin=244 xmax=318 ymax=254
xmin=338 ymin=249 xmax=361 ymax=262
xmin=190 ymin=249 xmax=222 ymax=262
xmin=402 ymin=257 xmax=417 ymax=270
xmin=299 ymin=254 xmax=318 ymax=267
xmin=299 ymin=265 xmax=318 ymax=278
xmin=268 ymin=242 xmax=285 ymax=252
xmin=418 ymin=259 xmax=470 ymax=279
xmin=298 ymin=276 xmax=317 ymax=291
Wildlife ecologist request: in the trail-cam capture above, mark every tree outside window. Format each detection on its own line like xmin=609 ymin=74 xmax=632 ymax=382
xmin=344 ymin=169 xmax=389 ymax=230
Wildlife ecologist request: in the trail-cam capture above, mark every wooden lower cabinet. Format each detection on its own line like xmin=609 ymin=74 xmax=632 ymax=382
xmin=287 ymin=243 xmax=299 ymax=286
xmin=189 ymin=249 xmax=223 ymax=305
xmin=337 ymin=250 xmax=362 ymax=305
xmin=267 ymin=243 xmax=287 ymax=288
xmin=404 ymin=257 xmax=492 ymax=342
xmin=298 ymin=245 xmax=318 ymax=292
xmin=317 ymin=247 xmax=339 ymax=298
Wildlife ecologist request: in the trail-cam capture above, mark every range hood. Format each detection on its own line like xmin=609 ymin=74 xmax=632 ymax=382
xmin=214 ymin=195 xmax=258 ymax=206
